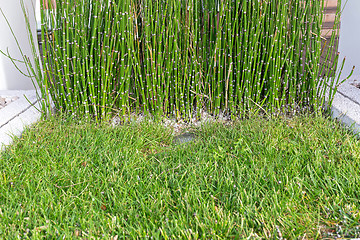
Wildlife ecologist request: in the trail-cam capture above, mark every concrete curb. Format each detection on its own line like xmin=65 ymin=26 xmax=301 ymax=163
xmin=0 ymin=90 xmax=41 ymax=151
xmin=329 ymin=75 xmax=360 ymax=136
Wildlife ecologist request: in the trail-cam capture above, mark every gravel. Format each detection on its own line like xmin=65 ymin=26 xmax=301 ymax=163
xmin=110 ymin=109 xmax=232 ymax=134
xmin=0 ymin=96 xmax=19 ymax=110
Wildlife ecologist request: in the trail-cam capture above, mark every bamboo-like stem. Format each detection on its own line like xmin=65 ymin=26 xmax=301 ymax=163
xmin=23 ymin=0 xmax=345 ymax=122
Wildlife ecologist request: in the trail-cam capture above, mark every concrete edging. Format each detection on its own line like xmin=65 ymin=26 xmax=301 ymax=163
xmin=0 ymin=90 xmax=41 ymax=151
xmin=328 ymin=75 xmax=360 ymax=136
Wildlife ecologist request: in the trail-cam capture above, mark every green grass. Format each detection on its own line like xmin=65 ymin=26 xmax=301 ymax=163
xmin=1 ymin=114 xmax=360 ymax=239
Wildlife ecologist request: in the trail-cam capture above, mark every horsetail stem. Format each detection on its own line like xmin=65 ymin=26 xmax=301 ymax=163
xmin=31 ymin=0 xmax=344 ymax=121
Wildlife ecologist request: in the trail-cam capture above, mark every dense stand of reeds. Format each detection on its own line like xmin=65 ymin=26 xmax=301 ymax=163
xmin=35 ymin=0 xmax=344 ymax=121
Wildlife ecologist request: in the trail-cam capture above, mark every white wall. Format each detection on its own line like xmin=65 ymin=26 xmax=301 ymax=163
xmin=0 ymin=0 xmax=38 ymax=90
xmin=339 ymin=0 xmax=360 ymax=77
xmin=35 ymin=0 xmax=41 ymax=29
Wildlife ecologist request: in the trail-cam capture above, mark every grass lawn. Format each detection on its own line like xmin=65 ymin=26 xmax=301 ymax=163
xmin=0 ymin=114 xmax=360 ymax=239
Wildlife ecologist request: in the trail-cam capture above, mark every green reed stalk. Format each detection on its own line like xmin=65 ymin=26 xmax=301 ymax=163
xmin=26 ymin=0 xmax=348 ymax=121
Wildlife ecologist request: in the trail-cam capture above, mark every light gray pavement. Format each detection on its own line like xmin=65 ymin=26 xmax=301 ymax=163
xmin=329 ymin=75 xmax=360 ymax=136
xmin=0 ymin=90 xmax=41 ymax=151
xmin=1 ymin=78 xmax=360 ymax=151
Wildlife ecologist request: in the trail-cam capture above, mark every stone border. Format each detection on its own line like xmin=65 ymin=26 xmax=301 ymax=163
xmin=329 ymin=75 xmax=360 ymax=136
xmin=0 ymin=90 xmax=41 ymax=151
